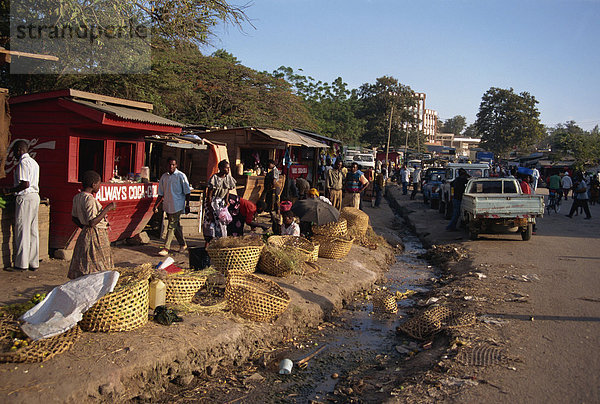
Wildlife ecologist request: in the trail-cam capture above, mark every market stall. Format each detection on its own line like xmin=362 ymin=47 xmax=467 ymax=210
xmin=1 ymin=89 xmax=183 ymax=254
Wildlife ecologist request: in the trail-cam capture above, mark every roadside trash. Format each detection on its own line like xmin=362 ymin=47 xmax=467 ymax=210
xmin=395 ymin=290 xmax=416 ymax=300
xmin=245 ymin=372 xmax=265 ymax=383
xmin=504 ymin=274 xmax=539 ymax=282
xmin=464 ymin=296 xmax=473 ymax=301
xmin=331 ymin=373 xmax=339 ymax=379
xmin=295 ymin=344 xmax=327 ymax=369
xmin=279 ymin=358 xmax=293 ymax=374
xmin=478 ymin=315 xmax=508 ymax=325
xmin=395 ymin=345 xmax=411 ymax=354
xmin=505 ymin=293 xmax=529 ymax=302
xmin=474 ymin=272 xmax=487 ymax=279
xmin=440 ymin=376 xmax=479 ymax=387
xmin=153 ymin=306 xmax=183 ymax=326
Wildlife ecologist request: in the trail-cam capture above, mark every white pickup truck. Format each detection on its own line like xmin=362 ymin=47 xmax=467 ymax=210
xmin=461 ymin=178 xmax=544 ymax=241
xmin=439 ymin=163 xmax=490 ymax=218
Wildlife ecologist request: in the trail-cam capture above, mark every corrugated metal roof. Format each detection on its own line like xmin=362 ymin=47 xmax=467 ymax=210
xmin=259 ymin=129 xmax=327 ymax=148
xmin=293 ymin=128 xmax=342 ymax=144
xmin=70 ymin=99 xmax=183 ymax=127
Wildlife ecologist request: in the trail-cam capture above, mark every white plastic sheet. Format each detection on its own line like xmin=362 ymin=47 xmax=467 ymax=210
xmin=19 ymin=271 xmax=120 ymax=340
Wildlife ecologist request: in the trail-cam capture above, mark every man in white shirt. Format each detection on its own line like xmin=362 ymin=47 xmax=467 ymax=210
xmin=5 ymin=141 xmax=40 ymax=271
xmin=153 ymin=157 xmax=191 ymax=256
xmin=410 ymin=166 xmax=422 ymax=200
xmin=561 ymin=172 xmax=573 ymax=201
xmin=531 ymin=167 xmax=540 ymax=191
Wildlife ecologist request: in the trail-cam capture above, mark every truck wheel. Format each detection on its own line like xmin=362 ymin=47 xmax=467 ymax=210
xmin=431 ymin=199 xmax=439 ymax=210
xmin=469 ymin=230 xmax=478 ymax=240
xmin=521 ymin=223 xmax=533 ymax=241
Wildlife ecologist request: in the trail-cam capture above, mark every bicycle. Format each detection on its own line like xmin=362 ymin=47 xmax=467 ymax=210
xmin=547 ymin=189 xmax=561 ymax=214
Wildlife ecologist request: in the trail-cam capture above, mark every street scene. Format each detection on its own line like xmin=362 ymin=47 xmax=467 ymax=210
xmin=1 ymin=1 xmax=599 ymax=403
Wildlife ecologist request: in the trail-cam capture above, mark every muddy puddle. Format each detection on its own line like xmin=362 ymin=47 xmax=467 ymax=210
xmin=156 ymin=217 xmax=440 ymax=403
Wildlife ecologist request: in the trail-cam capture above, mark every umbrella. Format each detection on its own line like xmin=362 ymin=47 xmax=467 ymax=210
xmin=291 ymin=199 xmax=340 ymax=225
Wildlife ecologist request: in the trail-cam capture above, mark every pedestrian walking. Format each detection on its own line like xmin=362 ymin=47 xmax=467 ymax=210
xmin=154 ymin=157 xmax=192 ymax=256
xmin=446 ymin=169 xmax=469 ymax=231
xmin=410 ymin=165 xmax=422 ymax=200
xmin=561 ymin=172 xmax=572 ymax=200
xmin=325 ymin=159 xmax=344 ymax=210
xmin=566 ymin=174 xmax=591 ymax=219
xmin=399 ymin=164 xmax=410 ymax=195
xmin=343 ymin=163 xmax=369 ymax=209
xmin=531 ymin=167 xmax=540 ymax=191
xmin=4 ymin=140 xmax=40 ymax=271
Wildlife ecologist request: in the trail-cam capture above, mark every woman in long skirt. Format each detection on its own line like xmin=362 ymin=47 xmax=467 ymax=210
xmin=67 ymin=171 xmax=116 ymax=279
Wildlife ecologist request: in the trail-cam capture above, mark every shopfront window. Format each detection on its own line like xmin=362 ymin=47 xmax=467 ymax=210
xmin=78 ymin=139 xmax=104 ymax=181
xmin=115 ymin=142 xmax=136 ymax=177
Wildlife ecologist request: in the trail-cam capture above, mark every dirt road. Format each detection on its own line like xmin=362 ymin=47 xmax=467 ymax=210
xmin=389 ymin=185 xmax=600 ymax=403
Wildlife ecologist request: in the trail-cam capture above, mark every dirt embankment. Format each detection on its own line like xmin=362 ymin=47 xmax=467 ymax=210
xmin=0 ymin=231 xmax=394 ymax=403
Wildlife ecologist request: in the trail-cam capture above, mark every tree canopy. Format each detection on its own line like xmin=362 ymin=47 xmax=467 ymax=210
xmin=357 ymin=76 xmax=422 ymax=149
xmin=549 ymin=121 xmax=600 ymax=168
xmin=440 ymin=115 xmax=466 ymax=136
xmin=475 ymin=87 xmax=545 ymax=156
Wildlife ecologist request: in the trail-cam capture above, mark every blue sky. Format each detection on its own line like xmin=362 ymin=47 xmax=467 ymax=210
xmin=211 ymin=0 xmax=600 ymax=130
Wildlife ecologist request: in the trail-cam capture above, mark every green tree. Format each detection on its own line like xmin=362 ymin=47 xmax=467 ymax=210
xmin=3 ymin=43 xmax=316 ymax=129
xmin=463 ymin=123 xmax=479 ymax=138
xmin=357 ymin=76 xmax=419 ymax=149
xmin=475 ymin=87 xmax=545 ymax=156
xmin=274 ymin=67 xmax=365 ymax=144
xmin=549 ymin=121 xmax=600 ymax=168
xmin=443 ymin=115 xmax=467 ymax=136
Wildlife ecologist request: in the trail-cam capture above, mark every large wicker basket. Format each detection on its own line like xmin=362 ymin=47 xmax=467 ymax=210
xmin=259 ymin=246 xmax=306 ymax=277
xmin=312 ymin=218 xmax=347 ymax=237
xmin=340 ymin=207 xmax=370 ymax=238
xmin=206 ymin=245 xmax=263 ymax=274
xmin=80 ymin=277 xmax=149 ymax=332
xmin=225 ymin=272 xmax=290 ymax=322
xmin=0 ymin=317 xmax=82 ymax=363
xmin=165 ymin=272 xmax=207 ymax=304
xmin=266 ymin=235 xmax=314 ymax=261
xmin=312 ymin=234 xmax=354 ymax=259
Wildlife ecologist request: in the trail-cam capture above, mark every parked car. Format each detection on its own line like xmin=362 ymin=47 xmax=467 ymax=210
xmin=461 ymin=177 xmax=544 ymax=240
xmin=352 ymin=153 xmax=375 ymax=169
xmin=438 ymin=163 xmax=490 ymax=218
xmin=422 ymin=168 xmax=446 ymax=209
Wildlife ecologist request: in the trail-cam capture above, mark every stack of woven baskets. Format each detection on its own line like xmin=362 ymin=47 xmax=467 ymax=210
xmin=340 ymin=207 xmax=370 ymax=239
xmin=312 ymin=218 xmax=354 ymax=259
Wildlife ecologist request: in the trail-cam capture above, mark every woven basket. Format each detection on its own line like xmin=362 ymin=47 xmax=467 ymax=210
xmin=206 ymin=245 xmax=263 ymax=274
xmin=225 ymin=272 xmax=290 ymax=322
xmin=259 ymin=246 xmax=307 ymax=277
xmin=309 ymin=243 xmax=320 ymax=263
xmin=81 ymin=277 xmax=149 ymax=332
xmin=267 ymin=235 xmax=313 ymax=261
xmin=373 ymin=292 xmax=398 ymax=314
xmin=340 ymin=207 xmax=370 ymax=238
xmin=312 ymin=234 xmax=354 ymax=259
xmin=165 ymin=272 xmax=207 ymax=304
xmin=0 ymin=324 xmax=82 ymax=363
xmin=312 ymin=218 xmax=347 ymax=237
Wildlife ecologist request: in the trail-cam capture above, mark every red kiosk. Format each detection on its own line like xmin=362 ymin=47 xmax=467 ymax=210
xmin=3 ymin=89 xmax=183 ymax=254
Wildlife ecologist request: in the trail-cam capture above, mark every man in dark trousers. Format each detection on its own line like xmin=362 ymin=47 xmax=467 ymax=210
xmin=446 ymin=169 xmax=470 ymax=231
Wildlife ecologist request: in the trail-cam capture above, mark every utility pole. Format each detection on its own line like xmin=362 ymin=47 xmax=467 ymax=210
xmin=385 ymin=103 xmax=394 ymax=173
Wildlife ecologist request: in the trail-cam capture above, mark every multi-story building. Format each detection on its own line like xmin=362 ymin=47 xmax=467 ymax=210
xmin=423 ymin=108 xmax=438 ymax=143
